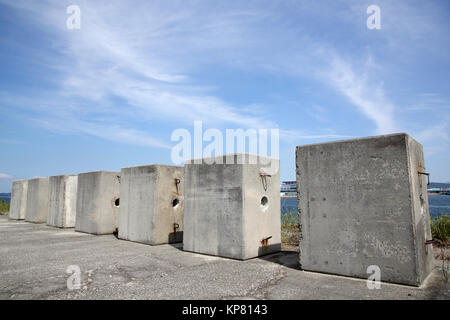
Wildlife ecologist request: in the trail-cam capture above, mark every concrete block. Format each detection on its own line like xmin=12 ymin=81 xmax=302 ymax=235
xmin=9 ymin=180 xmax=28 ymax=220
xmin=25 ymin=178 xmax=49 ymax=223
xmin=118 ymin=165 xmax=184 ymax=245
xmin=47 ymin=175 xmax=78 ymax=228
xmin=75 ymin=171 xmax=120 ymax=235
xmin=296 ymin=133 xmax=434 ymax=286
xmin=183 ymin=154 xmax=281 ymax=260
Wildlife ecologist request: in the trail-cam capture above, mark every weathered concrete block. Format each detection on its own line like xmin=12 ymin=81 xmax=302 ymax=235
xmin=25 ymin=178 xmax=49 ymax=223
xmin=9 ymin=180 xmax=28 ymax=220
xmin=47 ymin=175 xmax=78 ymax=228
xmin=118 ymin=165 xmax=184 ymax=245
xmin=296 ymin=133 xmax=434 ymax=286
xmin=75 ymin=171 xmax=120 ymax=235
xmin=183 ymin=154 xmax=281 ymax=260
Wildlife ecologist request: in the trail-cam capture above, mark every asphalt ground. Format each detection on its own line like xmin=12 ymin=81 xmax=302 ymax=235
xmin=0 ymin=215 xmax=448 ymax=300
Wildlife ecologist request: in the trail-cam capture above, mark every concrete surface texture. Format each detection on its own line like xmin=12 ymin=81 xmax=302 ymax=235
xmin=25 ymin=178 xmax=49 ymax=223
xmin=75 ymin=171 xmax=120 ymax=235
xmin=0 ymin=216 xmax=448 ymax=300
xmin=119 ymin=164 xmax=184 ymax=245
xmin=296 ymin=133 xmax=434 ymax=286
xmin=183 ymin=153 xmax=281 ymax=260
xmin=47 ymin=175 xmax=78 ymax=228
xmin=9 ymin=180 xmax=28 ymax=220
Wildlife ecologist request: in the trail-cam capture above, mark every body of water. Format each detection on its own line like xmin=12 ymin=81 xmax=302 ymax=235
xmin=428 ymin=195 xmax=450 ymax=217
xmin=2 ymin=194 xmax=449 ymax=218
xmin=281 ymin=195 xmax=450 ymax=218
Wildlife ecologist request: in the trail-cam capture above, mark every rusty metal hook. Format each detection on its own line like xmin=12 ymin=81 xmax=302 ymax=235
xmin=259 ymin=172 xmax=271 ymax=191
xmin=260 ymin=235 xmax=272 ymax=247
xmin=174 ymin=178 xmax=181 ymax=194
xmin=418 ymin=171 xmax=430 ymax=185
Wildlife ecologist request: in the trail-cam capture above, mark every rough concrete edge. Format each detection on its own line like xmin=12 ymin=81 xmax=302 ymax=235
xmin=77 ymin=170 xmax=120 ymax=176
xmin=404 ymin=134 xmax=421 ymax=286
xmin=11 ymin=178 xmax=29 ymax=183
xmin=295 ymin=132 xmax=409 ymax=149
xmin=150 ymin=166 xmax=163 ymax=245
xmin=121 ymin=163 xmax=183 ymax=170
xmin=25 ymin=177 xmax=49 ymax=223
xmin=299 ymin=268 xmax=432 ymax=289
xmin=27 ymin=177 xmax=49 ymax=182
xmin=185 ymin=153 xmax=279 ymax=164
xmin=295 ymin=146 xmax=306 ymax=269
xmin=241 ymin=164 xmax=251 ymax=260
xmin=119 ymin=167 xmax=130 ymax=241
xmin=61 ymin=175 xmax=68 ymax=227
xmin=9 ymin=180 xmax=27 ymax=220
xmin=49 ymin=174 xmax=77 ymax=178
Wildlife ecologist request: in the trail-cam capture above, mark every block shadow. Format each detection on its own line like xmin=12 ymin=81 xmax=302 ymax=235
xmin=257 ymin=249 xmax=301 ymax=271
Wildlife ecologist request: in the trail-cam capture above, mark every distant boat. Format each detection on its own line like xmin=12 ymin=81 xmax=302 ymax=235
xmin=281 ymin=181 xmax=297 ymax=198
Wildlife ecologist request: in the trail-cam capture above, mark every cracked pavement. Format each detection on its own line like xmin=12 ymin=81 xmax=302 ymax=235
xmin=0 ymin=216 xmax=448 ymax=300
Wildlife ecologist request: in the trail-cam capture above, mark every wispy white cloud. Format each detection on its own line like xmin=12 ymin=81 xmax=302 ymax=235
xmin=0 ymin=0 xmax=448 ymax=152
xmin=407 ymin=93 xmax=450 ymax=112
xmin=307 ymin=105 xmax=329 ymax=123
xmin=414 ymin=123 xmax=449 ymax=143
xmin=280 ymin=129 xmax=353 ymax=143
xmin=33 ymin=116 xmax=172 ymax=149
xmin=0 ymin=173 xmax=13 ymax=179
xmin=0 ymin=0 xmax=278 ymax=146
xmin=319 ymin=55 xmax=397 ymax=134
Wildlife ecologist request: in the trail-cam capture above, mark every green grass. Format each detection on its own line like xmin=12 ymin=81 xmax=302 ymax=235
xmin=0 ymin=200 xmax=9 ymax=215
xmin=281 ymin=211 xmax=300 ymax=248
xmin=431 ymin=214 xmax=450 ymax=245
xmin=430 ymin=215 xmax=449 ymax=282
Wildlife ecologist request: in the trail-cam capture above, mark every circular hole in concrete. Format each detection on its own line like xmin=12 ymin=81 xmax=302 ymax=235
xmin=172 ymin=198 xmax=180 ymax=208
xmin=114 ymin=198 xmax=120 ymax=207
xmin=260 ymin=196 xmax=269 ymax=209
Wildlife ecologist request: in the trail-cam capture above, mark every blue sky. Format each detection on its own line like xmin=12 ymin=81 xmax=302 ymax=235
xmin=0 ymin=0 xmax=449 ymax=192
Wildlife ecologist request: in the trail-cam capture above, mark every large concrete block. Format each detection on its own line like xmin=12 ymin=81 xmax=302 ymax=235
xmin=47 ymin=175 xmax=78 ymax=228
xmin=296 ymin=133 xmax=434 ymax=286
xmin=9 ymin=180 xmax=28 ymax=220
xmin=118 ymin=165 xmax=184 ymax=245
xmin=75 ymin=171 xmax=120 ymax=235
xmin=25 ymin=178 xmax=49 ymax=223
xmin=183 ymin=154 xmax=281 ymax=260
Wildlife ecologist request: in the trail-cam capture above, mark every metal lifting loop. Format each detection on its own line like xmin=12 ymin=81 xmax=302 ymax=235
xmin=418 ymin=171 xmax=430 ymax=185
xmin=260 ymin=235 xmax=272 ymax=247
xmin=174 ymin=178 xmax=181 ymax=194
xmin=259 ymin=172 xmax=271 ymax=191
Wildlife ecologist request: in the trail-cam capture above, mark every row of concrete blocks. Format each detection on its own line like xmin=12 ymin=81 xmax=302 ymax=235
xmin=9 ymin=133 xmax=434 ymax=286
xmin=10 ymin=154 xmax=281 ymax=261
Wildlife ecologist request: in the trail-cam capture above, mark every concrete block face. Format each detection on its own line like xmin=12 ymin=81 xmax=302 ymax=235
xmin=25 ymin=178 xmax=49 ymax=223
xmin=47 ymin=175 xmax=78 ymax=228
xmin=406 ymin=136 xmax=434 ymax=284
xmin=183 ymin=154 xmax=281 ymax=260
xmin=296 ymin=133 xmax=434 ymax=286
xmin=9 ymin=180 xmax=28 ymax=220
xmin=118 ymin=165 xmax=184 ymax=245
xmin=75 ymin=171 xmax=120 ymax=235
